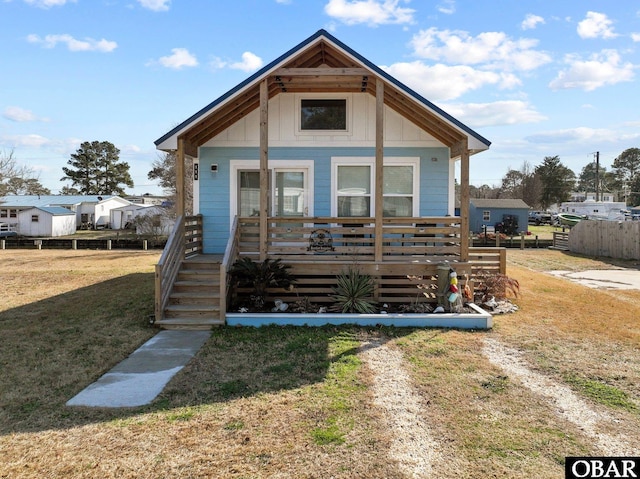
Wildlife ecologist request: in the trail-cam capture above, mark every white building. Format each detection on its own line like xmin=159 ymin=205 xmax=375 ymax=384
xmin=0 ymin=195 xmax=132 ymax=231
xmin=559 ymin=200 xmax=629 ymax=220
xmin=16 ymin=206 xmax=76 ymax=237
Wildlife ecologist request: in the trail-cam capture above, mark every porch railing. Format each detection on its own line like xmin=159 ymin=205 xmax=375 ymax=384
xmin=237 ymin=216 xmax=463 ymax=261
xmin=223 ymin=215 xmax=506 ymax=310
xmin=154 ymin=214 xmax=203 ymax=322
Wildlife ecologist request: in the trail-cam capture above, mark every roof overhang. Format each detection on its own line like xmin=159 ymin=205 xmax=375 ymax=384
xmin=155 ymin=30 xmax=490 ymax=157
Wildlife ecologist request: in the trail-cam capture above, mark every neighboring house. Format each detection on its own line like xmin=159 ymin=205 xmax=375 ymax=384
xmin=16 ymin=206 xmax=76 ymax=237
xmin=110 ymin=203 xmax=152 ymax=230
xmin=569 ymin=192 xmax=616 ymax=203
xmin=152 ymin=29 xmax=494 ymax=328
xmin=469 ymin=199 xmax=530 ymax=234
xmin=124 ymin=194 xmax=170 ymax=206
xmin=0 ymin=195 xmax=132 ymax=231
xmin=111 ymin=204 xmax=175 ymax=235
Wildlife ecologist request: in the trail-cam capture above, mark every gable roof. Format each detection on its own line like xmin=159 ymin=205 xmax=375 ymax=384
xmin=24 ymin=206 xmax=76 ymax=216
xmin=471 ymin=198 xmax=530 ymax=209
xmin=155 ymin=29 xmax=490 ymax=156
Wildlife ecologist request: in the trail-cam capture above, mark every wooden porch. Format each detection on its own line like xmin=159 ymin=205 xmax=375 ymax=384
xmin=153 ymin=215 xmax=506 ymax=328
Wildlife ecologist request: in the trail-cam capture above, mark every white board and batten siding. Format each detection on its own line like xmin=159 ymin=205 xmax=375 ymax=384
xmin=203 ymin=92 xmax=445 ymax=149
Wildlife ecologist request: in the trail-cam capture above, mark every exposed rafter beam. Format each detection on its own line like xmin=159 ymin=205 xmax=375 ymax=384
xmin=272 ymin=67 xmax=369 ymax=76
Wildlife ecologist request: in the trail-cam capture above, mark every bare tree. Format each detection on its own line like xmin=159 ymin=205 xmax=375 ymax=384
xmin=1 ymin=149 xmax=51 ymax=196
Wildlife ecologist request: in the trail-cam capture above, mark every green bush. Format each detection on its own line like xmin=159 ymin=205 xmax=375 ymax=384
xmin=230 ymin=257 xmax=296 ymax=309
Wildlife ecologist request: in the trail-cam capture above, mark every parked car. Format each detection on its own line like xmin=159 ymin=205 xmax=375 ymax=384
xmin=0 ymin=222 xmax=18 ymax=237
xmin=528 ymin=211 xmax=552 ymax=225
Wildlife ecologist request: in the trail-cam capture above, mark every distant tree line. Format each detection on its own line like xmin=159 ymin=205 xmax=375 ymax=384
xmin=469 ymin=148 xmax=640 ymax=208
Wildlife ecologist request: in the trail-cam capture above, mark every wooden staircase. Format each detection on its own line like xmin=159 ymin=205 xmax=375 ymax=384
xmin=155 ymin=255 xmax=225 ymax=330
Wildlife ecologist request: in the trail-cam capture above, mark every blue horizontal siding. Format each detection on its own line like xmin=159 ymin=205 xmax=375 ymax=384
xmin=199 ymin=146 xmax=452 ymax=253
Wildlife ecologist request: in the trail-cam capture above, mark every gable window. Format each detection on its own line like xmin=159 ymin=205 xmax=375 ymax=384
xmin=31 ymin=215 xmax=39 ymax=222
xmin=483 ymin=211 xmax=491 ymax=221
xmin=301 ymin=99 xmax=346 ymax=130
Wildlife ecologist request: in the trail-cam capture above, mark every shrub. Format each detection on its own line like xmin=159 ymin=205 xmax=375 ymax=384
xmin=330 ymin=268 xmax=377 ymax=314
xmin=230 ymin=257 xmax=296 ymax=309
xmin=474 ymin=270 xmax=520 ymax=303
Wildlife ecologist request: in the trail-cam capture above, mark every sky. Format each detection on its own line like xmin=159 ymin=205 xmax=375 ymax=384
xmin=1 ymin=0 xmax=639 ymax=196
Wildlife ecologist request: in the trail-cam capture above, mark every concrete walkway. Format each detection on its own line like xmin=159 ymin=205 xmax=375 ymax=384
xmin=550 ymin=269 xmax=640 ymax=290
xmin=66 ymin=330 xmax=211 ymax=408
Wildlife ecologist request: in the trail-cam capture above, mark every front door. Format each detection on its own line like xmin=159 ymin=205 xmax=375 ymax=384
xmin=237 ymin=168 xmax=310 ymax=218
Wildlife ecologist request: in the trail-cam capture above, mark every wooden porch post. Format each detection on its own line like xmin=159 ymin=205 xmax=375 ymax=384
xmin=374 ymin=78 xmax=384 ymax=262
xmin=259 ymin=79 xmax=269 ymax=261
xmin=459 ymin=138 xmax=470 ymax=262
xmin=176 ymin=138 xmax=186 ymax=216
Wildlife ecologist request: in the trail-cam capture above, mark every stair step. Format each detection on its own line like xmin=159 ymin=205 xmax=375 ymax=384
xmin=154 ymin=317 xmax=224 ymax=330
xmin=159 ymin=255 xmax=224 ymax=330
xmin=169 ymin=292 xmax=220 ymax=306
xmin=165 ymin=304 xmax=219 ymax=313
xmin=170 ymin=291 xmax=220 ymax=299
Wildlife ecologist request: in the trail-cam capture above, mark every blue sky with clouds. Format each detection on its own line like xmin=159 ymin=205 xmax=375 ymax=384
xmin=1 ymin=0 xmax=639 ymax=195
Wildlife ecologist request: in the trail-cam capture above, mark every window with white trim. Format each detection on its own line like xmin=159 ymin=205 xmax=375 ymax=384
xmin=332 ymin=158 xmax=419 ymax=217
xmin=383 ymin=165 xmax=414 ymax=217
xmin=483 ymin=210 xmax=491 ymax=221
xmin=337 ymin=165 xmax=372 ymax=217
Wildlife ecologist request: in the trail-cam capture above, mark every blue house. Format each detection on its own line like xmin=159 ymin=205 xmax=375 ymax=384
xmin=470 ymin=198 xmax=530 ymax=235
xmin=153 ymin=30 xmax=496 ymax=328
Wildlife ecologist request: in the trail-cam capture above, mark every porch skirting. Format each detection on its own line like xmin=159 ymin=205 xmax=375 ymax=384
xmin=226 ymin=303 xmax=492 ymax=329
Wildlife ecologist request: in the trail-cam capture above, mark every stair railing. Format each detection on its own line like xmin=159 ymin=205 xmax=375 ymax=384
xmin=220 ymin=215 xmax=240 ymax=320
xmin=154 ymin=214 xmax=203 ymax=322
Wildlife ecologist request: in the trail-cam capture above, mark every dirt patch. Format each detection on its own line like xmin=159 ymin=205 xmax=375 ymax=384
xmin=483 ymin=338 xmax=637 ymax=456
xmin=359 ymin=336 xmax=440 ymax=478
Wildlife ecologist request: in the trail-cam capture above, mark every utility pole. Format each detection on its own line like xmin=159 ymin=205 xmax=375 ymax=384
xmin=595 ymin=151 xmax=600 ymax=202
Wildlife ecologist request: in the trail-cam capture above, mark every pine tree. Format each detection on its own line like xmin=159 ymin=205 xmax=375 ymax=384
xmin=61 ymin=141 xmax=133 ymax=195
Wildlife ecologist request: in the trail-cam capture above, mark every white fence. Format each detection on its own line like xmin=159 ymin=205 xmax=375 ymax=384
xmin=568 ymin=220 xmax=640 ymax=260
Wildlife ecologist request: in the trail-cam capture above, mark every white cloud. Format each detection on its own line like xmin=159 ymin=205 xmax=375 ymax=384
xmin=324 ymin=0 xmax=415 ymax=26
xmin=437 ymin=0 xmax=455 ymax=15
xmin=1 ymin=134 xmax=54 ymax=149
xmin=275 ymin=0 xmax=292 ymax=3
xmin=23 ymin=0 xmax=75 ymax=8
xmin=230 ymin=51 xmax=263 ymax=72
xmin=27 ymin=34 xmax=117 ymax=52
xmin=410 ymin=28 xmax=552 ymax=71
xmin=521 ymin=14 xmax=544 ymax=30
xmin=549 ymin=49 xmax=634 ymax=91
xmin=137 ymin=0 xmax=170 ymax=12
xmin=3 ymin=106 xmax=49 ymax=122
xmin=632 ymin=33 xmax=640 ymax=42
xmin=157 ymin=48 xmax=198 ymax=69
xmin=577 ymin=11 xmax=617 ymax=39
xmin=525 ymin=127 xmax=620 ymax=144
xmin=382 ymin=61 xmax=520 ymax=101
xmin=443 ymin=101 xmax=547 ymax=127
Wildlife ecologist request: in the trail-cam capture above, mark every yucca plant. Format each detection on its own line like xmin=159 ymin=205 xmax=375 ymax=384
xmin=330 ymin=268 xmax=377 ymax=314
xmin=229 ymin=257 xmax=296 ymax=309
